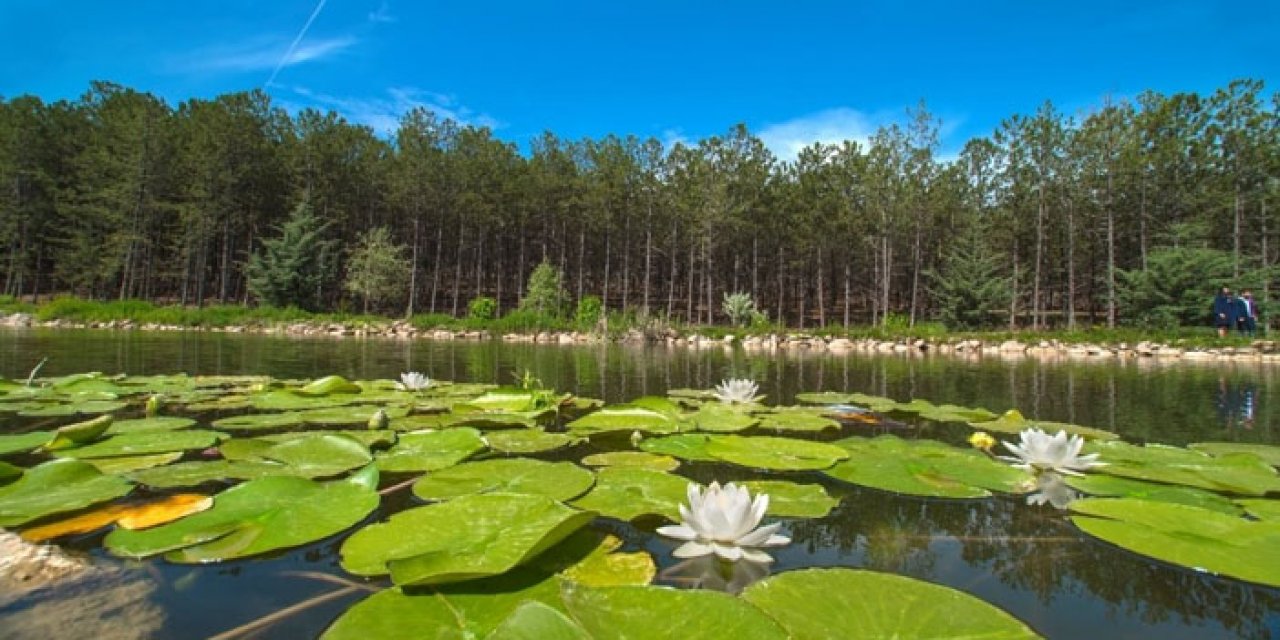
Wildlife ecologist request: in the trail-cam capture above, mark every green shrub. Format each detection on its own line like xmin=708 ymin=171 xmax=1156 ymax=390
xmin=574 ymin=296 xmax=603 ymax=329
xmin=491 ymin=309 xmax=568 ymax=333
xmin=520 ymin=261 xmax=567 ymax=317
xmin=409 ymin=313 xmax=459 ymax=331
xmin=468 ymin=296 xmax=498 ymax=321
xmin=722 ymin=292 xmax=759 ymax=328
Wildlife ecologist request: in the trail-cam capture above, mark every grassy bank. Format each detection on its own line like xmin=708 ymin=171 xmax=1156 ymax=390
xmin=0 ymin=295 xmax=1262 ymax=348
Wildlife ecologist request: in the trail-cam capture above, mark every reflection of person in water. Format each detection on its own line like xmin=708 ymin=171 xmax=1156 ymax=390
xmin=1216 ymin=377 xmax=1257 ymax=429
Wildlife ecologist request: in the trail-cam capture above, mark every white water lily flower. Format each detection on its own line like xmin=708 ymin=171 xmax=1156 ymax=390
xmin=1000 ymin=428 xmax=1105 ymax=476
xmin=396 ymin=371 xmax=431 ymax=391
xmin=712 ymin=378 xmax=762 ymax=404
xmin=656 ymin=482 xmax=790 ymax=563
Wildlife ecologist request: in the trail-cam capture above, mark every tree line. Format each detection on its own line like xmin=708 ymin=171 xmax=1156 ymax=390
xmin=1 ymin=79 xmax=1278 ymax=329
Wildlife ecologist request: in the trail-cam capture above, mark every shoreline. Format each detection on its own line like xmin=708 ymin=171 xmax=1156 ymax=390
xmin=4 ymin=311 xmax=1279 ymax=365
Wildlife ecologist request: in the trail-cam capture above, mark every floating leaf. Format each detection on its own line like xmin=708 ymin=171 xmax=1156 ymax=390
xmin=755 ymin=409 xmax=841 ymax=433
xmin=258 ymin=429 xmax=397 ymax=449
xmin=637 ymin=434 xmax=717 ymax=462
xmin=340 ymin=492 xmax=595 ymax=585
xmin=128 ymin=460 xmax=288 ymax=488
xmin=567 ymin=405 xmax=682 ymax=437
xmin=0 ymin=461 xmax=20 ymax=483
xmin=824 ymin=435 xmax=1032 ymax=498
xmin=684 ymin=405 xmax=759 ymax=433
xmin=1088 ymin=440 xmax=1280 ymax=496
xmin=1065 ymin=474 xmax=1242 ymax=515
xmin=86 ymin=452 xmax=184 ymax=474
xmin=18 ymin=400 xmax=127 ymax=417
xmin=258 ymin=434 xmax=373 ymax=478
xmin=375 ymin=428 xmax=486 ymax=472
xmin=741 ymin=568 xmax=1041 ymax=639
xmin=211 ymin=411 xmax=305 ymax=432
xmin=487 ymin=602 xmax=591 ymax=640
xmin=0 ymin=459 xmax=134 ymax=527
xmin=972 ymin=409 xmax=1118 ymax=441
xmin=106 ymin=416 xmax=197 ymax=434
xmin=1237 ymin=499 xmax=1280 ymax=521
xmin=556 ymin=534 xmax=656 ymax=587
xmin=581 ymin=451 xmax=679 ymax=472
xmin=449 ymin=412 xmax=539 ymax=429
xmin=741 ymin=480 xmax=839 ymax=518
xmin=105 ymin=474 xmax=378 ymax=562
xmin=54 ymin=430 xmax=224 ymax=459
xmin=485 ymin=428 xmax=580 ymax=454
xmin=1070 ymin=498 xmax=1280 ymax=587
xmin=297 ymin=375 xmax=363 ymax=396
xmin=20 ymin=493 xmax=212 ymax=541
xmin=1189 ymin=442 xmax=1280 ymax=467
xmin=570 ymin=467 xmax=688 ymax=521
xmin=301 ymin=405 xmax=410 ymax=426
xmin=563 ymin=584 xmax=788 ymax=640
xmin=411 ymin=458 xmax=595 ymax=503
xmin=0 ymin=431 xmax=53 ymax=457
xmin=44 ymin=414 xmax=114 ymax=450
xmin=705 ymin=435 xmax=850 ymax=471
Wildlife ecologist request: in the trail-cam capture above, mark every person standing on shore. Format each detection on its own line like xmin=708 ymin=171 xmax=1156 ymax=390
xmin=1213 ymin=286 xmax=1236 ymax=338
xmin=1240 ymin=290 xmax=1259 ymax=337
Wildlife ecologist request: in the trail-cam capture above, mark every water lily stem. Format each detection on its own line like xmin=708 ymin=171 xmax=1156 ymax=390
xmin=278 ymin=570 xmax=380 ymax=591
xmin=207 ymin=584 xmax=362 ymax=640
xmin=378 ymin=477 xmax=419 ymax=496
xmin=25 ymin=357 xmax=47 ymax=387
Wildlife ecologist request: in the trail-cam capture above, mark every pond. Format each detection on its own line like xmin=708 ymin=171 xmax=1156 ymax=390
xmin=2 ymin=328 xmax=1279 ymax=639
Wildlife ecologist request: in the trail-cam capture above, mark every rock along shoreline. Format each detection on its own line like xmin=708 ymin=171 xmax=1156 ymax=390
xmin=3 ymin=311 xmax=1278 ymax=364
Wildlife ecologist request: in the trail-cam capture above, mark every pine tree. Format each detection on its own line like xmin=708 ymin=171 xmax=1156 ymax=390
xmin=928 ymin=222 xmax=1011 ymax=329
xmin=245 ymin=198 xmax=336 ymax=310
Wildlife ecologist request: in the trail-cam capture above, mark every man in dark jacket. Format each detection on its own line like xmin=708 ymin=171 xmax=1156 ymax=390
xmin=1213 ymin=286 xmax=1237 ymax=338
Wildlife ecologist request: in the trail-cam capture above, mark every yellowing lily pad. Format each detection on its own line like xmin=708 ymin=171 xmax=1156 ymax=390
xmin=411 ymin=458 xmax=595 ymax=503
xmin=20 ymin=493 xmax=212 ymax=541
xmin=741 ymin=568 xmax=1041 ymax=639
xmin=339 ymin=492 xmax=595 ymax=585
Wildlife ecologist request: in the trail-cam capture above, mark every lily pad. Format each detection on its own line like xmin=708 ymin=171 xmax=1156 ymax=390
xmin=87 ymin=452 xmax=185 ymax=474
xmin=105 ymin=473 xmax=379 ymax=562
xmin=448 ymin=412 xmax=540 ymax=430
xmin=487 ymin=602 xmax=592 ymax=640
xmin=44 ymin=414 xmax=114 ymax=450
xmin=0 ymin=459 xmax=134 ymax=526
xmin=554 ymin=533 xmax=657 ymax=587
xmin=128 ymin=460 xmax=289 ymax=488
xmin=1088 ymin=441 xmax=1280 ymax=496
xmin=567 ymin=405 xmax=683 ymax=437
xmin=1065 ymin=474 xmax=1242 ymax=515
xmin=301 ymin=405 xmax=410 ymax=426
xmin=684 ymin=405 xmax=759 ymax=433
xmin=0 ymin=431 xmax=53 ymax=457
xmin=570 ymin=467 xmax=688 ymax=521
xmin=1189 ymin=442 xmax=1280 ymax=467
xmin=258 ymin=429 xmax=397 ymax=449
xmin=411 ymin=458 xmax=595 ymax=503
xmin=375 ymin=428 xmax=486 ymax=472
xmin=258 ymin=434 xmax=373 ymax=478
xmin=705 ymin=435 xmax=850 ymax=471
xmin=562 ymin=584 xmax=788 ymax=640
xmin=581 ymin=451 xmax=680 ymax=472
xmin=972 ymin=409 xmax=1119 ymax=441
xmin=54 ymin=430 xmax=224 ymax=459
xmin=741 ymin=480 xmax=839 ymax=518
xmin=297 ymin=375 xmax=363 ymax=396
xmin=824 ymin=435 xmax=1032 ymax=498
xmin=211 ymin=411 xmax=305 ymax=432
xmin=637 ymin=434 xmax=718 ymax=462
xmin=1070 ymin=497 xmax=1280 ymax=587
xmin=18 ymin=400 xmax=127 ymax=417
xmin=485 ymin=428 xmax=580 ymax=454
xmin=756 ymin=409 xmax=841 ymax=433
xmin=21 ymin=493 xmax=213 ymax=541
xmin=1236 ymin=499 xmax=1280 ymax=521
xmin=339 ymin=492 xmax=595 ymax=585
xmin=106 ymin=416 xmax=198 ymax=434
xmin=740 ymin=568 xmax=1041 ymax=639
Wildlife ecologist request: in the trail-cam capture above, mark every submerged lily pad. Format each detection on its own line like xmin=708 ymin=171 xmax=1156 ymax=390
xmin=375 ymin=428 xmax=486 ymax=472
xmin=485 ymin=428 xmax=580 ymax=454
xmin=1070 ymin=498 xmax=1280 ymax=587
xmin=0 ymin=459 xmax=134 ymax=526
xmin=581 ymin=451 xmax=680 ymax=472
xmin=825 ymin=435 xmax=1032 ymax=498
xmin=54 ymin=430 xmax=224 ymax=459
xmin=105 ymin=472 xmax=379 ymax=562
xmin=1088 ymin=441 xmax=1280 ymax=496
xmin=569 ymin=467 xmax=688 ymax=521
xmin=704 ymin=435 xmax=850 ymax=471
xmin=740 ymin=568 xmax=1041 ymax=639
xmin=340 ymin=492 xmax=595 ymax=585
xmin=411 ymin=458 xmax=595 ymax=503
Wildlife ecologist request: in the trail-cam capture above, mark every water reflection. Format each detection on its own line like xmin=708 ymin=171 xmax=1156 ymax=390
xmin=1025 ymin=472 xmax=1078 ymax=510
xmin=1216 ymin=377 xmax=1258 ymax=430
xmin=659 ymin=555 xmax=771 ymax=595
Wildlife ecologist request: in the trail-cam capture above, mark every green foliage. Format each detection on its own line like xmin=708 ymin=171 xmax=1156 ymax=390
xmin=721 ymin=292 xmax=759 ymax=328
xmin=1117 ymin=248 xmax=1234 ymax=329
xmin=490 ymin=309 xmax=570 ymax=334
xmin=520 ymin=261 xmax=567 ymax=318
xmin=467 ymin=296 xmax=497 ymax=321
xmin=927 ymin=224 xmax=1012 ymax=329
xmin=246 ymin=199 xmax=338 ymax=311
xmin=574 ymin=295 xmax=603 ymax=329
xmin=343 ymin=227 xmax=411 ymax=314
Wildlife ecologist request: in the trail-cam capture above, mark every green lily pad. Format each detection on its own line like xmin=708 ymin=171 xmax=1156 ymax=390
xmin=258 ymin=429 xmax=397 ymax=449
xmin=375 ymin=428 xmax=486 ymax=472
xmin=581 ymin=451 xmax=680 ymax=472
xmin=322 ymin=569 xmax=566 ymax=640
xmin=637 ymin=434 xmax=717 ymax=462
xmin=567 ymin=405 xmax=683 ymax=437
xmin=86 ymin=452 xmax=185 ymax=474
xmin=105 ymin=473 xmax=378 ymax=562
xmin=487 ymin=601 xmax=592 ymax=640
xmin=972 ymin=409 xmax=1119 ymax=441
xmin=301 ymin=405 xmax=410 ymax=426
xmin=485 ymin=428 xmax=580 ymax=454
xmin=44 ymin=414 xmax=114 ymax=450
xmin=912 ymin=401 xmax=999 ymax=423
xmin=756 ymin=409 xmax=841 ymax=433
xmin=18 ymin=400 xmax=128 ymax=417
xmin=1065 ymin=474 xmax=1243 ymax=515
xmin=1070 ymin=498 xmax=1280 ymax=587
xmin=825 ymin=435 xmax=1032 ymax=498
xmin=0 ymin=431 xmax=53 ymax=457
xmin=1236 ymin=499 xmax=1280 ymax=521
xmin=211 ymin=411 xmax=305 ymax=432
xmin=552 ymin=533 xmax=656 ymax=588
xmin=684 ymin=405 xmax=759 ymax=433
xmin=388 ymin=413 xmax=456 ymax=431
xmin=741 ymin=568 xmax=1041 ymax=639
xmin=259 ymin=434 xmax=373 ymax=478
xmin=411 ymin=458 xmax=595 ymax=503
xmin=449 ymin=412 xmax=540 ymax=429
xmin=340 ymin=492 xmax=595 ymax=585
xmin=54 ymin=430 xmax=224 ymax=459
xmin=1088 ymin=441 xmax=1280 ymax=496
xmin=562 ymin=584 xmax=788 ymax=640
xmin=106 ymin=416 xmax=198 ymax=434
xmin=705 ymin=435 xmax=850 ymax=471
xmin=0 ymin=459 xmax=134 ymax=526
xmin=1189 ymin=442 xmax=1280 ymax=467
xmin=0 ymin=461 xmax=20 ymax=483
xmin=741 ymin=480 xmax=839 ymax=518
xmin=793 ymin=391 xmax=863 ymax=405
xmin=128 ymin=460 xmax=289 ymax=488
xmin=297 ymin=375 xmax=363 ymax=396
xmin=461 ymin=388 xmax=559 ymax=413
xmin=569 ymin=467 xmax=688 ymax=521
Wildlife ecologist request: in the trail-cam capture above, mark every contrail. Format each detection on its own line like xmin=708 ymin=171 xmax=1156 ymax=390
xmin=265 ymin=0 xmax=329 ymax=87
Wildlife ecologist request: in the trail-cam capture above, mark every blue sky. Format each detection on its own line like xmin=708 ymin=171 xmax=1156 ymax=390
xmin=1 ymin=1 xmax=1275 ymax=159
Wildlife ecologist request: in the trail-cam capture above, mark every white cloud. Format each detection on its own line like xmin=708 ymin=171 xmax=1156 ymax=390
xmin=368 ymin=2 xmax=396 ymax=23
xmin=277 ymin=85 xmax=502 ymax=134
xmin=172 ymin=35 xmax=356 ymax=74
xmin=757 ymin=108 xmax=880 ymax=161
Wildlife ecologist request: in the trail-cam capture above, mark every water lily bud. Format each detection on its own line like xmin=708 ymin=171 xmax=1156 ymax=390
xmin=145 ymin=394 xmax=163 ymax=417
xmin=368 ymin=408 xmax=389 ymax=430
xmin=630 ymin=430 xmax=644 ymax=447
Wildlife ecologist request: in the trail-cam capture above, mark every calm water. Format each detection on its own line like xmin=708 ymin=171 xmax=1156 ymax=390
xmin=2 ymin=328 xmax=1280 ymax=639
